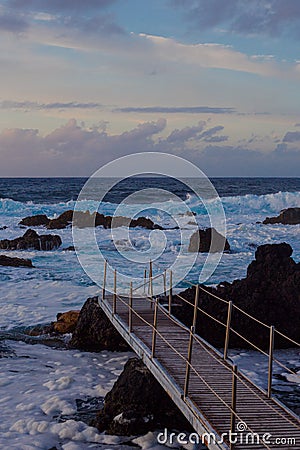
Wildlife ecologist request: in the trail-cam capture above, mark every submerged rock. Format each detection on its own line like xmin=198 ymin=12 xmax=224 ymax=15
xmin=19 ymin=210 xmax=163 ymax=230
xmin=173 ymin=243 xmax=300 ymax=349
xmin=61 ymin=246 xmax=75 ymax=251
xmin=93 ymin=357 xmax=191 ymax=435
xmin=188 ymin=227 xmax=230 ymax=253
xmin=0 ymin=341 xmax=16 ymax=358
xmin=0 ymin=254 xmax=34 ymax=267
xmin=68 ymin=297 xmax=129 ymax=352
xmin=0 ymin=229 xmax=62 ymax=251
xmin=263 ymin=207 xmax=300 ymax=225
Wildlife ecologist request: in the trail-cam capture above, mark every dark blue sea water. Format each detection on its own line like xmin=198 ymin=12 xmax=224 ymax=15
xmin=0 ymin=177 xmax=299 ymax=204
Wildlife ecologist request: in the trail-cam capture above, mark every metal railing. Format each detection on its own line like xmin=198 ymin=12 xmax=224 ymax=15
xmin=101 ymin=260 xmax=300 ymax=420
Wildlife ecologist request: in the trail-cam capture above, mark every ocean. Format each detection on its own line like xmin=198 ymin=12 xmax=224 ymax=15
xmin=0 ymin=177 xmax=299 ymax=449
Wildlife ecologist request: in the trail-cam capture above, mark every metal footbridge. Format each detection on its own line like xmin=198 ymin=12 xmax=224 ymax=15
xmin=99 ymin=262 xmax=300 ymax=449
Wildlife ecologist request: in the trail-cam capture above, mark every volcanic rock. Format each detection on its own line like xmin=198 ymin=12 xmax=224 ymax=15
xmin=53 ymin=310 xmax=80 ymax=334
xmin=188 ymin=227 xmax=230 ymax=253
xmin=0 ymin=254 xmax=34 ymax=268
xmin=19 ymin=214 xmax=50 ymax=227
xmin=263 ymin=207 xmax=300 ymax=225
xmin=93 ymin=357 xmax=191 ymax=435
xmin=19 ymin=210 xmax=163 ymax=230
xmin=68 ymin=297 xmax=129 ymax=352
xmin=172 ymin=243 xmax=300 ymax=349
xmin=47 ymin=210 xmax=74 ymax=229
xmin=0 ymin=229 xmax=62 ymax=251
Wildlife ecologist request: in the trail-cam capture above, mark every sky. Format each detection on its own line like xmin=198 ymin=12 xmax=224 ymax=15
xmin=1 ymin=0 xmax=300 ymax=176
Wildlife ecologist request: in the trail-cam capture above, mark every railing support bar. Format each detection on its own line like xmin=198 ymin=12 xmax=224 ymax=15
xmin=168 ymin=270 xmax=173 ymax=315
xmin=192 ymin=285 xmax=199 ymax=329
xmin=143 ymin=269 xmax=147 ymax=294
xmin=163 ymin=269 xmax=167 ymax=297
xmin=224 ymin=300 xmax=233 ymax=360
xmin=113 ymin=269 xmax=117 ymax=314
xmin=102 ymin=260 xmax=107 ymax=300
xmin=268 ymin=325 xmax=275 ymax=398
xmin=184 ymin=326 xmax=195 ymax=399
xmin=149 ymin=260 xmax=153 ymax=310
xmin=151 ymin=298 xmax=158 ymax=358
xmin=129 ymin=281 xmax=133 ymax=332
xmin=230 ymin=364 xmax=238 ymax=449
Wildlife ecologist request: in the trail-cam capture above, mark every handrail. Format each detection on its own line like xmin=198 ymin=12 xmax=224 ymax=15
xmin=174 ymin=292 xmax=227 ymax=328
xmin=113 ymin=292 xmax=273 ymax=447
xmin=157 ymin=263 xmax=300 ymax=348
xmin=103 ymin=259 xmax=300 ymax=406
xmin=103 ymin=279 xmax=299 ymax=442
xmin=116 ymin=288 xmax=299 ymax=426
xmin=275 ymin=329 xmax=300 ymax=348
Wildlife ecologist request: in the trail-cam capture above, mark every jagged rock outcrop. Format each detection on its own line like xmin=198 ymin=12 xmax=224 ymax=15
xmin=172 ymin=243 xmax=300 ymax=349
xmin=263 ymin=207 xmax=300 ymax=225
xmin=68 ymin=297 xmax=128 ymax=352
xmin=19 ymin=210 xmax=163 ymax=230
xmin=47 ymin=210 xmax=74 ymax=229
xmin=188 ymin=227 xmax=230 ymax=253
xmin=93 ymin=357 xmax=191 ymax=435
xmin=19 ymin=214 xmax=50 ymax=227
xmin=52 ymin=310 xmax=80 ymax=334
xmin=0 ymin=255 xmax=34 ymax=267
xmin=0 ymin=229 xmax=62 ymax=251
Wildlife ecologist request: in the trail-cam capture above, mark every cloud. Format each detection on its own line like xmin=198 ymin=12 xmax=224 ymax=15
xmin=283 ymin=131 xmax=300 ymax=142
xmin=203 ymin=135 xmax=228 ymax=143
xmin=137 ymin=34 xmax=290 ymax=79
xmin=0 ymin=1 xmax=296 ymax=82
xmin=9 ymin=0 xmax=117 ymax=13
xmin=116 ymin=106 xmax=235 ymax=114
xmin=0 ymin=118 xmax=299 ymax=177
xmin=0 ymin=119 xmax=167 ymax=176
xmin=0 ymin=100 xmax=105 ymax=110
xmin=164 ymin=121 xmax=206 ymax=143
xmin=0 ymin=100 xmax=236 ymax=115
xmin=0 ymin=13 xmax=28 ymax=33
xmin=172 ymin=0 xmax=300 ymax=38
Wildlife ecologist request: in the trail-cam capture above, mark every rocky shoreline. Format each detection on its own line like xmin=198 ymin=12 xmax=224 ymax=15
xmin=5 ymin=242 xmax=295 ymax=440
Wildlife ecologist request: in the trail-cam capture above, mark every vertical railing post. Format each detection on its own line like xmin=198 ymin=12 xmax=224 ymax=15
xmin=224 ymin=301 xmax=233 ymax=360
xmin=113 ymin=269 xmax=117 ymax=314
xmin=192 ymin=285 xmax=199 ymax=329
xmin=163 ymin=269 xmax=167 ymax=297
xmin=268 ymin=325 xmax=275 ymax=398
xmin=102 ymin=260 xmax=107 ymax=300
xmin=168 ymin=270 xmax=173 ymax=315
xmin=149 ymin=261 xmax=153 ymax=310
xmin=230 ymin=364 xmax=238 ymax=449
xmin=148 ymin=260 xmax=153 ymax=294
xmin=151 ymin=298 xmax=158 ymax=358
xmin=129 ymin=281 xmax=133 ymax=332
xmin=143 ymin=269 xmax=147 ymax=294
xmin=184 ymin=326 xmax=195 ymax=399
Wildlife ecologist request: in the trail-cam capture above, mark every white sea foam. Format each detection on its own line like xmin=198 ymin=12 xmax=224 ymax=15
xmin=0 ymin=191 xmax=299 ymax=448
xmin=0 ymin=341 xmax=133 ymax=449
